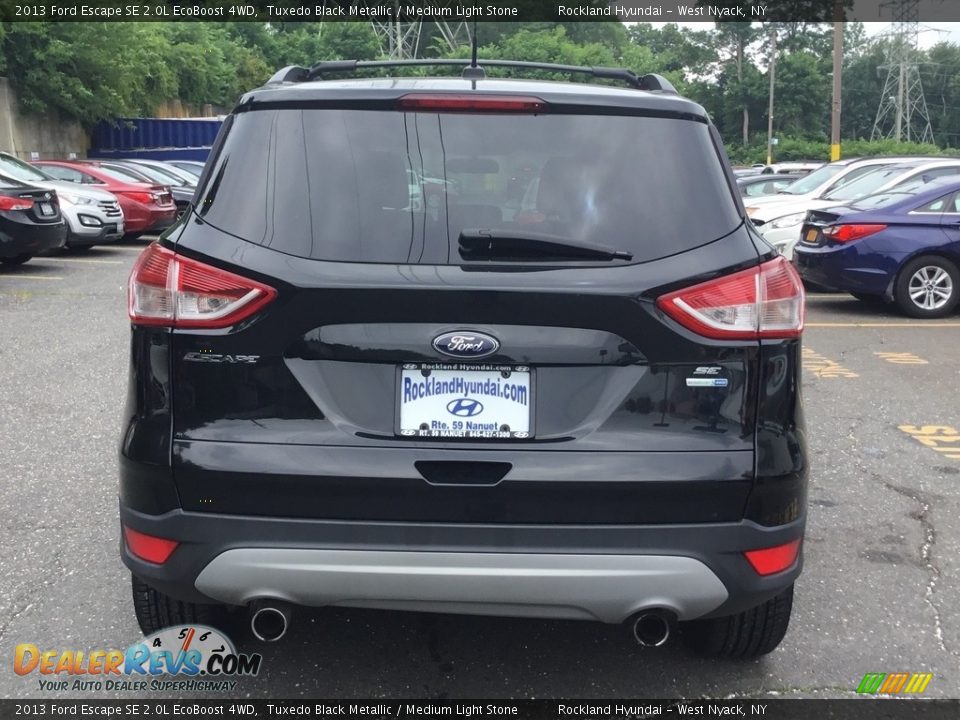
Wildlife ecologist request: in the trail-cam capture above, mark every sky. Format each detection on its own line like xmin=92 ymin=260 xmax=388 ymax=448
xmin=874 ymin=22 xmax=960 ymax=47
xmin=646 ymin=22 xmax=960 ymax=48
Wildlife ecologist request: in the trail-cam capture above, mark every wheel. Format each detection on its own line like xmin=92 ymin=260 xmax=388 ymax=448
xmin=850 ymin=292 xmax=888 ymax=305
xmin=0 ymin=254 xmax=32 ymax=265
xmin=131 ymin=574 xmax=229 ymax=636
xmin=894 ymin=256 xmax=959 ymax=319
xmin=680 ymin=584 xmax=794 ymax=659
xmin=66 ymin=244 xmax=91 ymax=252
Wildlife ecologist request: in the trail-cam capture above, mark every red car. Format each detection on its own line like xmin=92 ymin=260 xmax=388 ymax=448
xmin=33 ymin=160 xmax=177 ymax=237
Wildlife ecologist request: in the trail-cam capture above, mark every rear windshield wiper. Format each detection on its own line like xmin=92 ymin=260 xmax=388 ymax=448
xmin=458 ymin=230 xmax=633 ymax=262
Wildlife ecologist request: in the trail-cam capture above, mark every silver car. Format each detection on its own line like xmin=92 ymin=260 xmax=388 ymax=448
xmin=0 ymin=153 xmax=123 ymax=248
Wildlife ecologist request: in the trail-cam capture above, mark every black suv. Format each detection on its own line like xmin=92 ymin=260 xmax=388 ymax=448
xmin=121 ymin=60 xmax=807 ymax=658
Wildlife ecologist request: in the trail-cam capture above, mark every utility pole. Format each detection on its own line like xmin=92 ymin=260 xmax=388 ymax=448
xmin=366 ymin=1 xmax=471 ymax=59
xmin=830 ymin=20 xmax=843 ymax=161
xmin=766 ymin=25 xmax=777 ymax=166
xmin=871 ymin=0 xmax=934 ymax=144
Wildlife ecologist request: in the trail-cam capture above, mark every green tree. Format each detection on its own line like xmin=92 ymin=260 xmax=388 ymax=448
xmin=714 ymin=22 xmax=760 ymax=147
xmin=772 ymin=50 xmax=831 ymax=137
xmin=2 ymin=23 xmax=176 ymax=124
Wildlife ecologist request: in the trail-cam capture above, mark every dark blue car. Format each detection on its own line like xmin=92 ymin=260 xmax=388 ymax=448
xmin=795 ymin=177 xmax=960 ymax=318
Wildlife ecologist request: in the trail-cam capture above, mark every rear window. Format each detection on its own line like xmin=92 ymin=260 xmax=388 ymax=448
xmin=780 ymin=164 xmax=843 ymax=195
xmin=824 ymin=166 xmax=915 ymax=202
xmin=197 ymin=108 xmax=739 ymax=264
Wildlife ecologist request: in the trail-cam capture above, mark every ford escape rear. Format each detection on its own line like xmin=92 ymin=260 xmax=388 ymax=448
xmin=120 ymin=60 xmax=807 ymax=659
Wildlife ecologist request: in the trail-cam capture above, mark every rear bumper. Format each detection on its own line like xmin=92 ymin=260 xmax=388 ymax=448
xmin=120 ymin=502 xmax=804 ymax=623
xmin=794 ymin=244 xmax=899 ymax=295
xmin=195 ymin=548 xmax=728 ymax=623
xmin=0 ymin=219 xmax=66 ymax=257
xmin=146 ymin=209 xmax=177 ymax=233
xmin=66 ymin=221 xmax=124 ymax=246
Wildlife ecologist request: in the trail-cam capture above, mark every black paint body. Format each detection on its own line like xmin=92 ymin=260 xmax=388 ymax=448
xmin=120 ymin=77 xmax=807 ymax=613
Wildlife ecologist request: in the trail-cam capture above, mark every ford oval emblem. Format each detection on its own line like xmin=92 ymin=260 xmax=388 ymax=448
xmin=432 ymin=331 xmax=500 ymax=359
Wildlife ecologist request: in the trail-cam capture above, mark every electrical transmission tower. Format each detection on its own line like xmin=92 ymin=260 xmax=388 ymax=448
xmin=871 ymin=0 xmax=934 ymax=144
xmin=364 ymin=2 xmax=472 ymax=59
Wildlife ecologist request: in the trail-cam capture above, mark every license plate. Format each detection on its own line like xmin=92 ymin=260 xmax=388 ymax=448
xmin=803 ymin=228 xmax=819 ymax=244
xmin=38 ymin=202 xmax=54 ymax=216
xmin=399 ymin=364 xmax=532 ymax=439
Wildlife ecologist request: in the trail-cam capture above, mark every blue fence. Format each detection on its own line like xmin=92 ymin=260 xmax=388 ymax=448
xmin=88 ymin=117 xmax=224 ymax=161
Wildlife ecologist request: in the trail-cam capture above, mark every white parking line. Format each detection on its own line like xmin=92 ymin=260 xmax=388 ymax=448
xmin=807 ymin=322 xmax=960 ymax=328
xmin=0 ymin=275 xmax=64 ymax=281
xmin=36 ymin=258 xmax=124 ymax=265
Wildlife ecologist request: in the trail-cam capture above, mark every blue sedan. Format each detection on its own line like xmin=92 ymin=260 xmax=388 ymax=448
xmin=794 ymin=177 xmax=960 ymax=318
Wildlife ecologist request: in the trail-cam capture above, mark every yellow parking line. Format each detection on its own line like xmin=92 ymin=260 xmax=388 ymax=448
xmin=807 ymin=322 xmax=960 ymax=328
xmin=900 ymin=425 xmax=960 ymax=460
xmin=802 ymin=347 xmax=858 ymax=378
xmin=0 ymin=275 xmax=63 ymax=281
xmin=874 ymin=351 xmax=928 ymax=365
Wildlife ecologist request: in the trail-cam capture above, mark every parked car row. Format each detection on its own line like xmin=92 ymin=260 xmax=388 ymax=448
xmin=742 ymin=156 xmax=960 ymax=318
xmin=0 ymin=154 xmax=205 ymax=266
xmin=733 ymin=161 xmax=822 ymax=178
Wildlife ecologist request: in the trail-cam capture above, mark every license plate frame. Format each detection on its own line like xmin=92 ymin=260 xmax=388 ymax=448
xmin=803 ymin=228 xmax=819 ymax=244
xmin=396 ymin=363 xmax=534 ymax=440
xmin=38 ymin=202 xmax=54 ymax=216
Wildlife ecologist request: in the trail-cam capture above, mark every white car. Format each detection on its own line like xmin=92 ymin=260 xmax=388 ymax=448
xmin=759 ymin=161 xmax=823 ymax=175
xmin=750 ymin=158 xmax=960 ymax=259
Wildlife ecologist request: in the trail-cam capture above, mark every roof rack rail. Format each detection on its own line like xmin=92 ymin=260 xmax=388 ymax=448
xmin=266 ymin=59 xmax=677 ymax=94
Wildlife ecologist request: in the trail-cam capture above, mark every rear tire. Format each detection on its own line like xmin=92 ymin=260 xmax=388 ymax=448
xmin=1 ymin=254 xmax=32 ymax=265
xmin=894 ymin=256 xmax=959 ymax=319
xmin=680 ymin=584 xmax=794 ymax=659
xmin=131 ymin=574 xmax=229 ymax=636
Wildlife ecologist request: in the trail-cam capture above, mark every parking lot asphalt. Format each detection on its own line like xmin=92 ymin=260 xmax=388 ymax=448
xmin=2 ymin=242 xmax=959 ymax=700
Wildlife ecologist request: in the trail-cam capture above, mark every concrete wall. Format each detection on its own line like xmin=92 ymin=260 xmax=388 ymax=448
xmin=0 ymin=77 xmax=89 ymax=160
xmin=154 ymin=99 xmax=224 ymax=119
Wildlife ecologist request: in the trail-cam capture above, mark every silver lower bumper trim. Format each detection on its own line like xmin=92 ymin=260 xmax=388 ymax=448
xmin=195 ymin=549 xmax=728 ymax=623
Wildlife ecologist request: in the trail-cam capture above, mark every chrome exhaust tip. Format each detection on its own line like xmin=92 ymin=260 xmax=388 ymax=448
xmin=632 ymin=612 xmax=672 ymax=648
xmin=249 ymin=601 xmax=290 ymax=642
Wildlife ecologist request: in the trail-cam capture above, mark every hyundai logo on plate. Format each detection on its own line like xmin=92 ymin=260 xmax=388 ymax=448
xmin=432 ymin=331 xmax=500 ymax=359
xmin=447 ymin=398 xmax=484 ymax=417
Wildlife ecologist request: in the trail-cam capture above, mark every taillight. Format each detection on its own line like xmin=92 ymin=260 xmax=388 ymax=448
xmin=821 ymin=224 xmax=888 ymax=242
xmin=0 ymin=195 xmax=34 ymax=211
xmin=123 ymin=526 xmax=179 ymax=565
xmin=656 ymin=256 xmax=805 ymax=339
xmin=128 ymin=243 xmax=277 ymax=328
xmin=744 ymin=538 xmax=802 ymax=576
xmin=397 ymin=94 xmax=547 ymax=113
xmin=121 ymin=191 xmax=155 ymax=205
